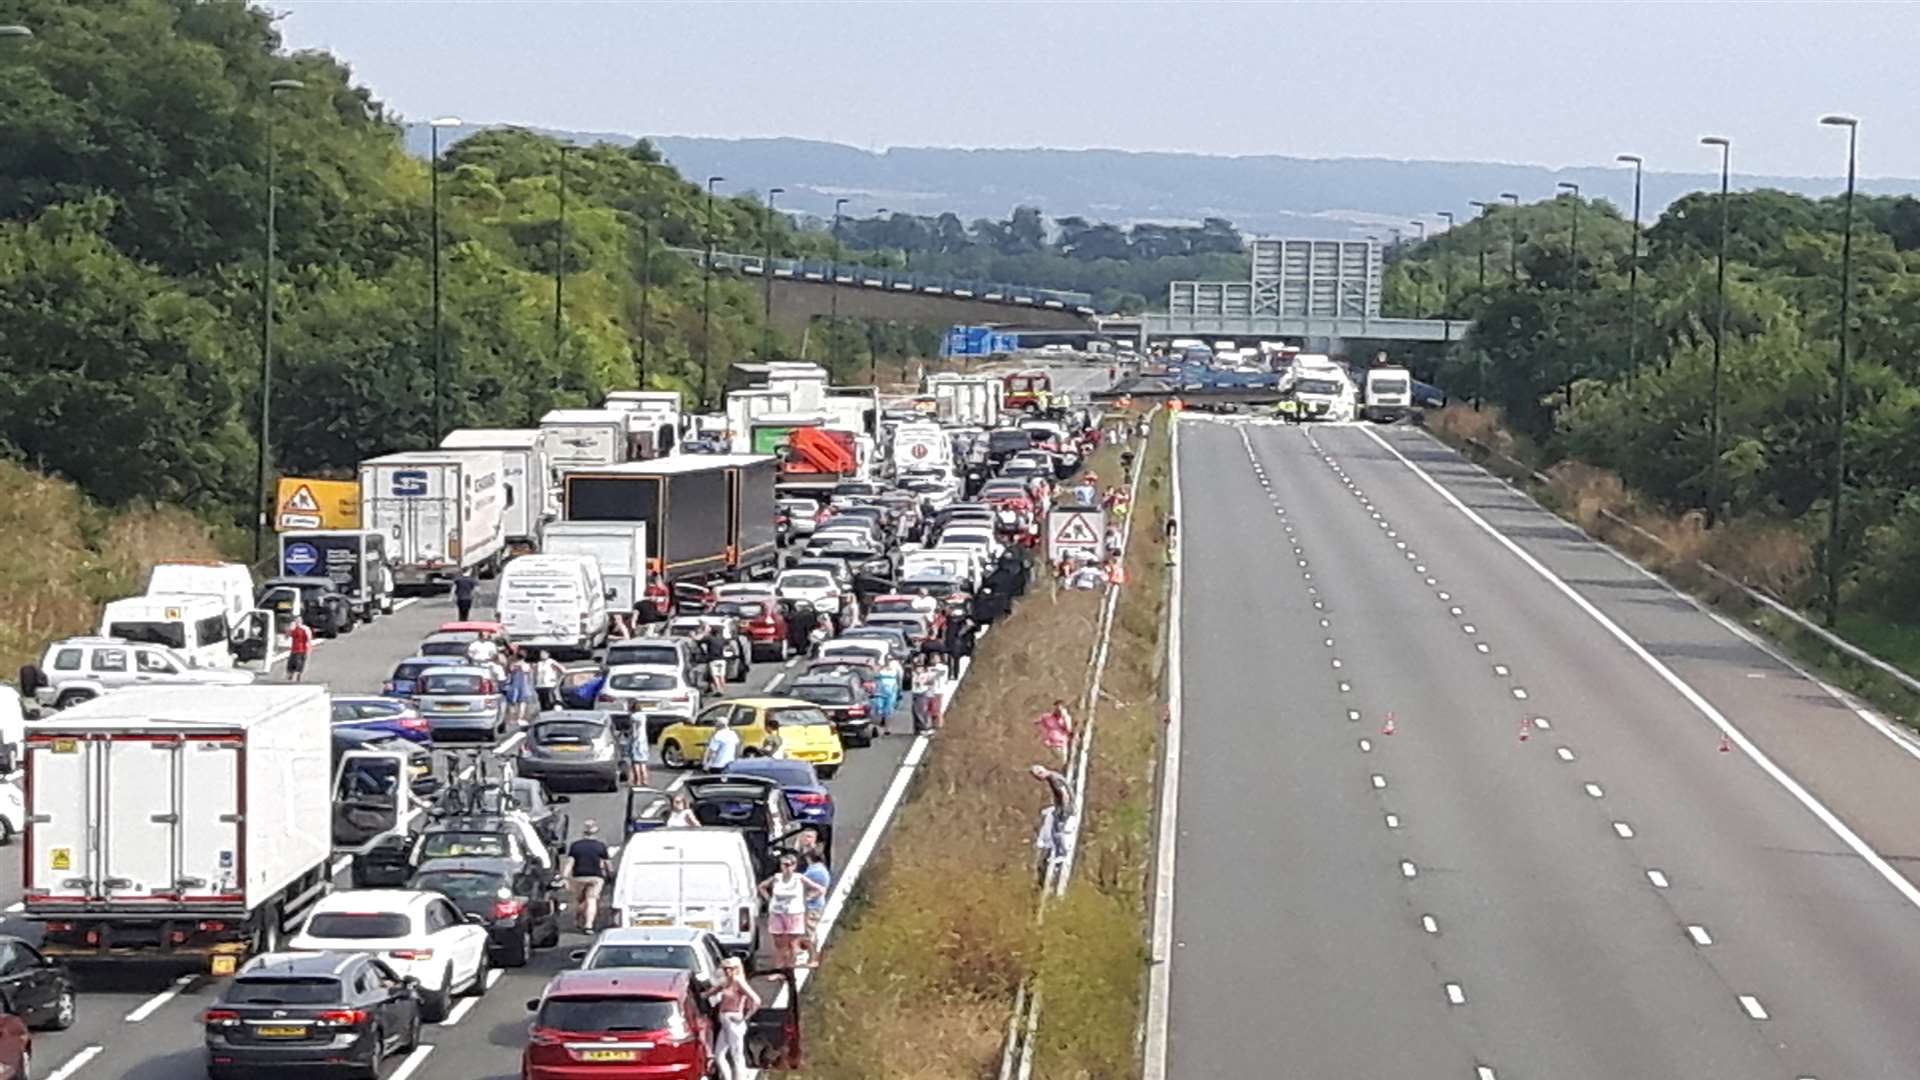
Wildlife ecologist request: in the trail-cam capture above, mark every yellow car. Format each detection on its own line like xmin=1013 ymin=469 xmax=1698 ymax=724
xmin=656 ymin=696 xmax=846 ymax=778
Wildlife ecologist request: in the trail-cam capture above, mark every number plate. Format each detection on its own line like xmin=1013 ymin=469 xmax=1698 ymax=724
xmin=580 ymin=1049 xmax=638 ymax=1062
xmin=636 ymin=917 xmax=671 ymax=927
xmin=256 ymin=1025 xmax=309 ymax=1038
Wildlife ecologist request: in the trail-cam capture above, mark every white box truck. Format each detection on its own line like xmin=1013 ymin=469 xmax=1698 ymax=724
xmin=440 ymin=427 xmax=558 ymax=551
xmin=542 ymin=521 xmax=650 ymax=623
xmin=358 ymin=450 xmax=507 ymax=589
xmin=928 ymin=374 xmax=1003 ymax=428
xmin=725 ymin=390 xmax=794 ymax=454
xmin=540 ymin=409 xmax=631 ymax=471
xmin=604 ymin=390 xmax=683 ymax=457
xmin=23 ymin=685 xmax=338 ymax=972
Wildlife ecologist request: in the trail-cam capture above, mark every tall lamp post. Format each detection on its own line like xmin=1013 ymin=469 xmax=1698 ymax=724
xmin=1500 ymin=192 xmax=1520 ymax=282
xmin=1615 ymin=154 xmax=1644 ymax=387
xmin=428 ymin=116 xmax=461 ymax=443
xmin=1408 ymin=220 xmax=1427 ymax=316
xmin=1468 ymin=201 xmax=1491 ymax=288
xmin=1436 ymin=210 xmax=1456 ymax=343
xmin=637 ymin=214 xmax=653 ymax=387
xmin=552 ymin=144 xmax=577 ymax=371
xmin=699 ymin=175 xmax=725 ymax=408
xmin=1701 ymin=136 xmax=1732 ymax=522
xmin=1555 ymin=181 xmax=1581 ymax=289
xmin=1821 ymin=114 xmax=1859 ymax=628
xmin=252 ymin=77 xmax=305 ymax=565
xmin=830 ymin=197 xmax=848 ymax=370
xmin=761 ymin=187 xmax=784 ymax=359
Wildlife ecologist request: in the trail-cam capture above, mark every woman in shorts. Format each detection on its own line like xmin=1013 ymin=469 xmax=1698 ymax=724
xmin=758 ymin=852 xmax=826 ymax=970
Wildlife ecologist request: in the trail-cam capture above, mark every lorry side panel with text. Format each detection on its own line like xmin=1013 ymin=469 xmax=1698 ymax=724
xmin=359 ymin=451 xmax=507 ymax=584
xmin=564 ymin=456 xmax=777 ymax=582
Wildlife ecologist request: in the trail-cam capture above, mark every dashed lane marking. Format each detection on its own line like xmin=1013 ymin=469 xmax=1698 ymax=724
xmin=1647 ymin=869 xmax=1670 ymax=888
xmin=125 ymin=974 xmax=195 ymax=1022
xmin=1738 ymin=995 xmax=1769 ymax=1020
xmin=1687 ymin=925 xmax=1713 ymax=946
xmin=47 ymin=1047 xmax=103 ymax=1080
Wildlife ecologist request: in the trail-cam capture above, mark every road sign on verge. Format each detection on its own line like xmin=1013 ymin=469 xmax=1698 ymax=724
xmin=1048 ymin=507 xmax=1106 ymax=563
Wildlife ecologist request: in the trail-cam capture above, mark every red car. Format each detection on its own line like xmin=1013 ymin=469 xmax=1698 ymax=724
xmin=522 ymin=968 xmax=801 ymax=1077
xmin=0 ymin=1012 xmax=26 ymax=1080
xmin=714 ymin=597 xmax=790 ymax=661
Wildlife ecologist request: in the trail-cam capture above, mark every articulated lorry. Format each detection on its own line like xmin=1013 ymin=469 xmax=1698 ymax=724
xmin=562 ymin=456 xmax=778 ymax=584
xmin=439 ymin=428 xmax=559 ymax=551
xmin=358 ymin=450 xmax=508 ymax=588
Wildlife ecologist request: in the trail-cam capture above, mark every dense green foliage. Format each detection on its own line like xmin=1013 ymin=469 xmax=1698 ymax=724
xmin=837 ymin=207 xmax=1248 ymax=313
xmin=1395 ymin=184 xmax=1920 ymax=616
xmin=0 ymin=0 xmax=901 ymax=522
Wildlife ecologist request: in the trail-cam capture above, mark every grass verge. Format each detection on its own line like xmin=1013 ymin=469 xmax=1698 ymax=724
xmin=1424 ymin=404 xmax=1920 ymax=723
xmin=799 ymin=422 xmax=1153 ymax=1079
xmin=0 ymin=460 xmax=228 ymax=677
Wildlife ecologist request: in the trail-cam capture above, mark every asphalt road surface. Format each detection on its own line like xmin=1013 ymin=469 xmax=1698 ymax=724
xmin=1165 ymin=418 xmax=1920 ymax=1080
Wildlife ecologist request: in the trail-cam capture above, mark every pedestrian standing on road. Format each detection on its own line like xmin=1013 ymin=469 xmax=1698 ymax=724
xmin=559 ymin=821 xmax=612 ymax=933
xmin=534 ymin=651 xmax=563 ymax=712
xmin=286 ymin=617 xmax=314 ymax=683
xmin=701 ymin=716 xmax=741 ymax=772
xmin=451 ymin=572 xmax=478 ymax=621
xmin=505 ymin=652 xmax=534 ymax=725
xmin=1036 ymin=699 xmax=1073 ymax=763
xmin=665 ymin=791 xmax=699 ymax=828
xmin=707 ymin=957 xmax=760 ymax=1080
xmin=759 ymin=852 xmax=827 ymax=970
xmin=801 ymin=849 xmax=831 ymax=967
xmin=700 ymin=625 xmax=728 ymax=695
xmin=764 ymin=717 xmax=786 ymax=759
xmin=626 ymin=711 xmax=651 ymax=787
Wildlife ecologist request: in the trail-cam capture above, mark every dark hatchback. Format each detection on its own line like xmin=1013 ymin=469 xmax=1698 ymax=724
xmin=784 ymin=672 xmax=876 ymax=747
xmin=0 ymin=937 xmax=74 ymax=1032
xmin=723 ymin=758 xmax=835 ymax=862
xmin=203 ymin=951 xmax=421 ymax=1079
xmin=409 ymin=857 xmax=561 ymax=968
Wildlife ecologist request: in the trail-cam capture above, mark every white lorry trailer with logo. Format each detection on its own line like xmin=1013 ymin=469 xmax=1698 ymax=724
xmin=358 ymin=450 xmax=507 ymax=589
xmin=439 ymin=428 xmax=558 ymax=551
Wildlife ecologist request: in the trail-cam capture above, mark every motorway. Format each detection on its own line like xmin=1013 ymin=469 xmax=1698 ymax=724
xmin=1165 ymin=418 xmax=1920 ymax=1079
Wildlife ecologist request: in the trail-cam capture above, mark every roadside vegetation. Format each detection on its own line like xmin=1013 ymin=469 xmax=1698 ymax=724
xmin=802 ymin=423 xmax=1163 ymax=1078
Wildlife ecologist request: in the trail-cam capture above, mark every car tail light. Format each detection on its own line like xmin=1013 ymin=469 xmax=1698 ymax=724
xmin=387 ymin=948 xmax=434 ymax=961
xmin=669 ymin=692 xmax=689 ymax=702
xmin=790 ymin=791 xmax=830 ymax=806
xmin=316 ymin=1009 xmax=369 ymax=1026
xmin=44 ymin=922 xmax=73 ymax=933
xmin=398 ymin=715 xmax=428 ymax=731
xmin=492 ymin=899 xmax=527 ymax=919
xmin=382 ymin=681 xmax=398 ymax=694
xmin=479 ymin=680 xmax=496 ymax=695
xmin=862 ymin=681 xmax=876 ymax=693
xmin=738 ymin=906 xmax=752 ymax=932
xmin=596 ymin=694 xmax=619 ymax=706
xmin=203 ymin=1009 xmax=240 ymax=1026
xmin=847 ymin=705 xmax=868 ymax=718
xmin=528 ymin=1025 xmax=563 ymax=1047
xmin=196 ymin=921 xmax=229 ymax=933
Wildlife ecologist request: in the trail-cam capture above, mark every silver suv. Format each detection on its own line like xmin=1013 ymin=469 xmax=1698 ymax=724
xmin=28 ymin=636 xmax=255 ymax=709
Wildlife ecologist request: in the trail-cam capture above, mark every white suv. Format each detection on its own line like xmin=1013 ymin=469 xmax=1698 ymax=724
xmin=26 ymin=636 xmax=254 ymax=710
xmin=289 ymin=889 xmax=491 ymax=1022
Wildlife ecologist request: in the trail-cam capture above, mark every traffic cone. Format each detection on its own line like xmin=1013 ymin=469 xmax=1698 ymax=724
xmin=1380 ymin=713 xmax=1396 ymax=736
xmin=1718 ymin=732 xmax=1732 ymax=753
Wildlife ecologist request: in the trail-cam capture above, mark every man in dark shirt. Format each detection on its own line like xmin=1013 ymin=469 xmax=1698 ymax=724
xmin=451 ymin=572 xmax=478 ymax=621
xmin=560 ymin=821 xmax=612 ymax=932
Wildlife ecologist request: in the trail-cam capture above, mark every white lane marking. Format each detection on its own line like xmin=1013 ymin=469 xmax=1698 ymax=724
xmin=1331 ymin=659 xmax=1343 ymax=669
xmin=1534 ymin=717 xmax=1551 ymax=729
xmin=1462 ymin=624 xmax=1477 ymax=634
xmin=1478 ymin=1068 xmax=1498 ymax=1080
xmin=1320 ymin=619 xmax=1331 ymax=628
xmin=1613 ymin=822 xmax=1636 ymax=838
xmin=46 ymin=1046 xmax=103 ymax=1080
xmin=1339 ymin=682 xmax=1351 ymax=692
xmin=125 ymin=973 xmax=195 ymax=1022
xmin=1511 ymin=687 xmax=1528 ymax=699
xmin=1648 ymin=869 xmax=1670 ymax=888
xmin=1450 ymin=607 xmax=1463 ymax=616
xmin=1585 ymin=783 xmax=1605 ymax=798
xmin=1359 ymin=739 xmax=1373 ymax=752
xmin=1395 ymin=540 xmax=1406 ymax=548
xmin=1365 ymin=424 xmax=1920 ymax=917
xmin=1422 ymin=914 xmax=1439 ymax=934
xmin=1476 ymin=642 xmax=1491 ymax=653
xmin=1687 ymin=925 xmax=1713 ymax=946
xmin=1556 ymin=747 xmax=1575 ymax=762
xmin=440 ymin=996 xmax=478 ymax=1026
xmin=1324 ymin=638 xmax=1335 ymax=647
xmin=1347 ymin=709 xmax=1361 ymax=721
xmin=1385 ymin=813 xmax=1399 ymax=828
xmin=1739 ymin=995 xmax=1769 ymax=1020
xmin=763 ymin=673 xmax=785 ymax=692
xmin=493 ymin=730 xmax=526 ymax=757
xmin=1494 ymin=665 xmax=1510 ymax=676
xmin=1425 ymin=577 xmax=1437 ymax=585
xmin=1371 ymin=774 xmax=1387 ymax=789
xmin=1438 ymin=591 xmax=1451 ymax=601
xmin=1400 ymin=860 xmax=1418 ymax=878
xmin=388 ymin=1045 xmax=436 ymax=1080
xmin=486 ymin=967 xmax=504 ymax=989
xmin=1446 ymin=982 xmax=1467 ymax=1005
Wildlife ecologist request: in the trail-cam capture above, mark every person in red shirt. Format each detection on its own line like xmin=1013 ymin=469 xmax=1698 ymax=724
xmin=286 ymin=617 xmax=314 ymax=683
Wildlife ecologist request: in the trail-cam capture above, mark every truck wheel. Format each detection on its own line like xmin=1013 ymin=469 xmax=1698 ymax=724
xmin=660 ymin=741 xmax=687 ymax=769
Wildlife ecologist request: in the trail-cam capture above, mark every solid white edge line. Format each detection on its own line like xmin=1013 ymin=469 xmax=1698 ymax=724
xmin=124 ymin=973 xmax=194 ymax=1022
xmin=386 ymin=1045 xmax=435 ymax=1080
xmin=1142 ymin=415 xmax=1184 ymax=1080
xmin=1362 ymin=424 xmax=1920 ymax=914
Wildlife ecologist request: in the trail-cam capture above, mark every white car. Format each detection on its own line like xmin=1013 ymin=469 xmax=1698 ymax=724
xmin=0 ymin=780 xmax=21 ymax=845
xmin=776 ymin=568 xmax=845 ymax=617
xmin=936 ymin=525 xmax=1003 ymax=561
xmin=571 ymin=925 xmax=728 ymax=985
xmin=711 ymin=582 xmax=778 ymax=606
xmin=597 ymin=663 xmax=703 ymax=720
xmin=289 ymin=889 xmax=491 ymax=1022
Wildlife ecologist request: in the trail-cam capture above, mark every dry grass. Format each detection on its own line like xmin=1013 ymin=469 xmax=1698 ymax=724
xmin=0 ymin=461 xmax=228 ymax=678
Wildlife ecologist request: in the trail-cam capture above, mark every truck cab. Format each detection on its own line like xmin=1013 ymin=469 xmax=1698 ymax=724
xmin=1362 ymin=365 xmax=1414 ymax=422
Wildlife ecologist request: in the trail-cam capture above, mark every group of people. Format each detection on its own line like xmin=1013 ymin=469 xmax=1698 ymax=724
xmin=462 ymin=634 xmax=566 ymax=726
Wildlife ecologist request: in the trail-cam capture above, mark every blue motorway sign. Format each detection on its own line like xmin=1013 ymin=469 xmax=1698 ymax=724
xmin=282 ymin=541 xmax=320 ymax=577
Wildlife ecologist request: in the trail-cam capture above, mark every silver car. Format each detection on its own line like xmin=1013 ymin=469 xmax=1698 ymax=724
xmin=413 ymin=665 xmax=506 ymax=743
xmin=516 ymin=710 xmax=621 ymax=792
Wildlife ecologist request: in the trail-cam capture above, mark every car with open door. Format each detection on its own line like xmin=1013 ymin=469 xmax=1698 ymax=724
xmin=288 ymin=890 xmax=491 ymax=1024
xmin=724 ymin=758 xmax=835 ymax=863
xmin=408 ymin=857 xmax=562 ymax=968
xmin=333 ymin=745 xmax=433 ymax=889
xmin=677 ymin=773 xmax=809 ymax=879
xmin=0 ymin=938 xmax=74 ymax=1032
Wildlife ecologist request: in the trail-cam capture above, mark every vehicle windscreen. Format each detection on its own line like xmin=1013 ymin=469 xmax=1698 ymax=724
xmin=537 ymin=996 xmax=681 ymax=1033
xmin=1370 ymin=378 xmax=1409 ymax=395
xmin=411 ymin=870 xmax=511 ymax=901
xmin=712 ymin=601 xmax=766 ymax=619
xmin=421 ymin=673 xmax=487 ymax=695
xmin=303 ymin=913 xmax=412 ymax=939
xmin=607 ymin=643 xmax=680 ymax=667
xmin=225 ymin=977 xmax=342 ymax=1006
xmin=768 ymin=705 xmax=833 ymax=728
xmin=585 ymin=944 xmax=697 ymax=971
xmin=419 ymin=641 xmax=468 ymax=657
xmin=989 ymin=431 xmax=1033 ymax=453
xmin=534 ymin=721 xmax=602 ymax=745
xmin=790 ymin=683 xmax=856 ymax=706
xmin=107 ymin=621 xmax=188 ymax=650
xmin=1295 ymin=378 xmax=1342 ymax=395
xmin=728 ymin=759 xmax=818 ymax=786
xmin=781 ymin=574 xmax=832 ymax=590
xmin=391 ymin=661 xmax=435 ymax=682
xmin=609 ymin=671 xmax=676 ymax=692
xmin=419 ymin=831 xmax=510 ymax=859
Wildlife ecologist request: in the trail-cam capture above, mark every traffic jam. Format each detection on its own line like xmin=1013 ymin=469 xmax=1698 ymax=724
xmin=0 ymin=360 xmax=1112 ymax=1078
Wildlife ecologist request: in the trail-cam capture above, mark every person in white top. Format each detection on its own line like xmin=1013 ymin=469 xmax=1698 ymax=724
xmin=758 ymin=852 xmax=826 ymax=969
xmin=664 ymin=791 xmax=699 ymax=828
xmin=534 ymin=652 xmax=564 ymax=711
xmin=465 ymin=636 xmax=499 ymax=666
xmin=702 ymin=716 xmax=741 ymax=772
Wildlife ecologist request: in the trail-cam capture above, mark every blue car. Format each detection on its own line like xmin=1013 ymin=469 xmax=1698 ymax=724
xmin=330 ymin=694 xmax=432 ymax=745
xmin=382 ymin=655 xmax=442 ymax=699
xmin=724 ymin=757 xmax=835 ymax=860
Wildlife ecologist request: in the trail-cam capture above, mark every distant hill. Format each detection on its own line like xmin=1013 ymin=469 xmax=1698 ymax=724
xmin=404 ymin=125 xmax=1920 ymax=237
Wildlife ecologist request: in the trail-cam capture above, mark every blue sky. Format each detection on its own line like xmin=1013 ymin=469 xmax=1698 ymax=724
xmin=269 ymin=1 xmax=1920 ymax=178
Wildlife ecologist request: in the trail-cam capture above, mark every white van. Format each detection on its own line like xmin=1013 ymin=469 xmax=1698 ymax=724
xmin=145 ymin=561 xmax=254 ymax=626
xmin=496 ymin=554 xmax=610 ymax=658
xmin=1362 ymin=365 xmax=1414 ymax=422
xmin=609 ymin=830 xmax=759 ymax=957
xmin=97 ymin=593 xmax=234 ymax=669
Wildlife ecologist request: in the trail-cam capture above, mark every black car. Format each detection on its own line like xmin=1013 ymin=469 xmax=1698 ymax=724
xmin=410 ymin=815 xmax=543 ymax=877
xmin=203 ymin=951 xmax=421 ymax=1079
xmin=0 ymin=938 xmax=73 ymax=1031
xmin=258 ymin=576 xmax=354 ymax=637
xmin=408 ymin=857 xmax=561 ymax=967
xmin=785 ymin=672 xmax=877 ymax=747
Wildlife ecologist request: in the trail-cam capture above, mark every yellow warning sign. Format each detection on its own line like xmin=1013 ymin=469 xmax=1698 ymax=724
xmin=1047 ymin=508 xmax=1106 ymax=561
xmin=276 ymin=478 xmax=361 ymax=531
xmin=49 ymin=848 xmax=70 ymax=871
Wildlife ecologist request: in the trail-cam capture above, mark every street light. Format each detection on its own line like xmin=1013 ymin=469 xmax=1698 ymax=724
xmin=1408 ymin=220 xmax=1427 ymax=317
xmin=1616 ymin=154 xmax=1644 ymax=388
xmin=699 ymin=175 xmax=724 ymax=408
xmin=634 ymin=162 xmax=668 ymax=388
xmin=1821 ymin=114 xmax=1859 ymax=628
xmin=761 ymin=187 xmax=784 ymax=359
xmin=1468 ymin=200 xmax=1492 ymax=288
xmin=830 ymin=196 xmax=848 ymax=371
xmin=252 ymin=77 xmax=305 ymax=565
xmin=553 ymin=144 xmax=577 ymax=372
xmin=1500 ymin=192 xmax=1520 ymax=282
xmin=1556 ymin=181 xmax=1581 ymax=290
xmin=1436 ymin=210 xmax=1456 ymax=343
xmin=428 ymin=116 xmax=461 ymax=443
xmin=1701 ymin=135 xmax=1732 ymax=522
xmin=0 ymin=26 xmax=32 ymax=38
